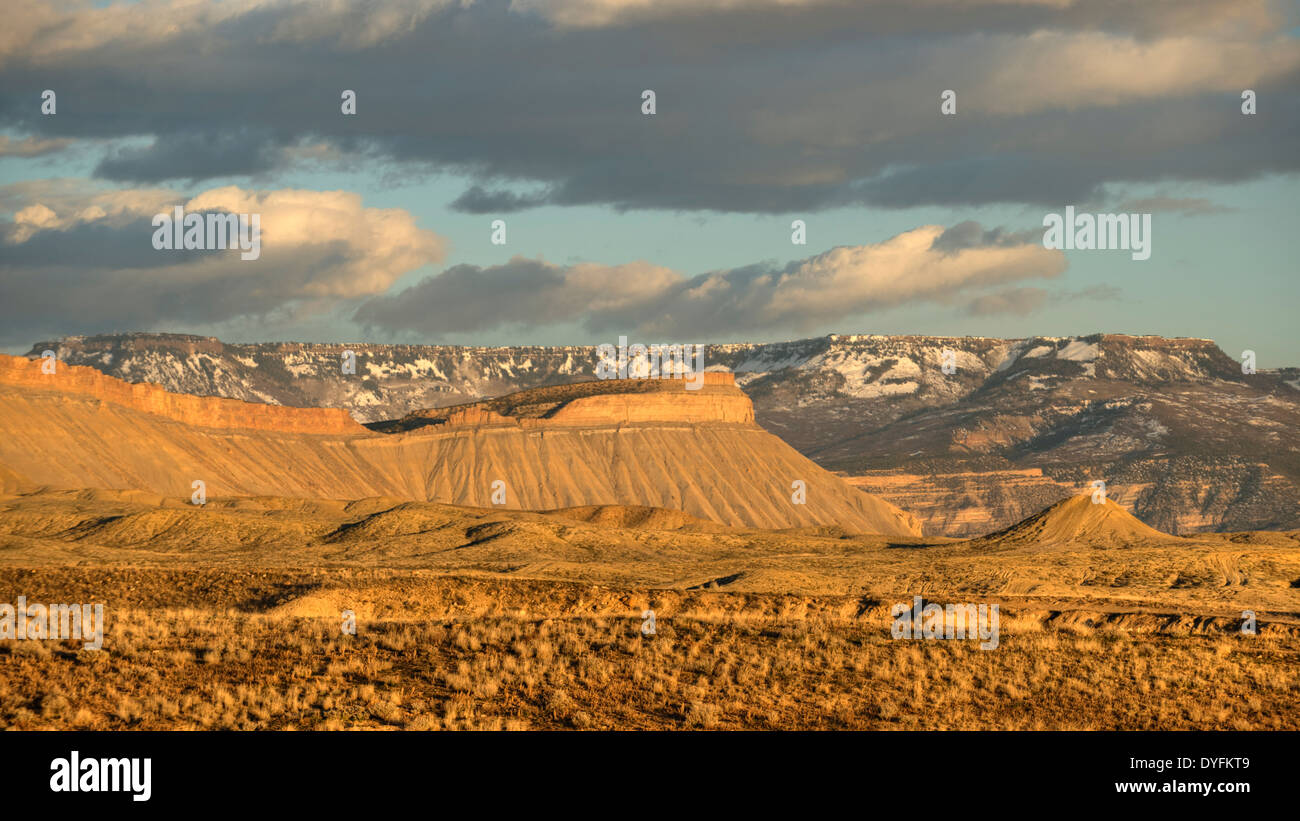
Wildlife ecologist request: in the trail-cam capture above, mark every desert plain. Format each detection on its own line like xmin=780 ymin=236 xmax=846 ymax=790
xmin=0 ymin=354 xmax=1297 ymax=730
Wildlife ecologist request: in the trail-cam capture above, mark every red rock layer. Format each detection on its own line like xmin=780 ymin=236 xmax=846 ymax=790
xmin=0 ymin=354 xmax=365 ymax=435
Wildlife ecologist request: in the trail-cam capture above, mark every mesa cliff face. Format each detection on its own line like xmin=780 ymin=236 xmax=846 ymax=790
xmin=0 ymin=354 xmax=364 ymax=435
xmin=545 ymin=373 xmax=753 ymax=426
xmin=0 ymin=357 xmax=920 ymax=535
xmin=379 ymin=372 xmax=753 ymax=431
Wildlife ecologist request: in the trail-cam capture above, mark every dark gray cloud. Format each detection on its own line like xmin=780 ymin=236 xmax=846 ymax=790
xmin=450 ymin=185 xmax=552 ymax=214
xmin=94 ymin=129 xmax=290 ymax=183
xmin=930 ymin=220 xmax=1040 ymax=253
xmin=0 ymin=239 xmax=355 ymax=346
xmin=1 ymin=0 xmax=1295 ymax=213
xmin=0 ymin=215 xmax=221 ymax=268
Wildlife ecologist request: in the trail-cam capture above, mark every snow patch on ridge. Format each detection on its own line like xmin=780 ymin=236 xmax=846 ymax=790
xmin=1057 ymin=340 xmax=1099 ymax=362
xmin=994 ymin=340 xmax=1033 ymax=372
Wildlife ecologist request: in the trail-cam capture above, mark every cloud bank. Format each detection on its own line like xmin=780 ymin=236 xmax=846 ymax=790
xmin=355 ymin=222 xmax=1067 ymax=338
xmin=1 ymin=0 xmax=1294 ymax=213
xmin=0 ymin=181 xmax=445 ymax=345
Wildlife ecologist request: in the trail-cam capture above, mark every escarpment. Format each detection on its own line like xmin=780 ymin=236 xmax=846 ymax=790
xmin=369 ymin=371 xmax=753 ymax=432
xmin=0 ymin=354 xmax=364 ymax=435
xmin=0 ymin=357 xmax=921 ymax=535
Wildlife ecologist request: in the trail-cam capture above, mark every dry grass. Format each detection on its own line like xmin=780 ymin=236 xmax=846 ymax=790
xmin=2 ymin=488 xmax=1297 ymax=731
xmin=2 ymin=583 xmax=1296 ymax=731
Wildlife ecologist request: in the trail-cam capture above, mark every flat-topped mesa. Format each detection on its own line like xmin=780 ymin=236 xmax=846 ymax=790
xmin=0 ymin=358 xmax=918 ymax=534
xmin=371 ymin=371 xmax=754 ymax=432
xmin=0 ymin=354 xmax=365 ymax=435
xmin=31 ymin=332 xmax=226 ymax=357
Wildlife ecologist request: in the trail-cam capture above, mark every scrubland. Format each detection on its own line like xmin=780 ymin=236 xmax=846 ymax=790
xmin=2 ymin=491 xmax=1297 ymax=731
xmin=2 ymin=571 xmax=1297 ymax=731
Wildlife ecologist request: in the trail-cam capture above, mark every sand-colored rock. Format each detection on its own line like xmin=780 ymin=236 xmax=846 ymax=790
xmin=0 ymin=356 xmax=920 ymax=535
xmin=378 ymin=371 xmax=753 ymax=430
xmin=546 ymin=389 xmax=753 ymax=425
xmin=0 ymin=354 xmax=363 ymax=434
xmin=965 ymin=493 xmax=1175 ymax=548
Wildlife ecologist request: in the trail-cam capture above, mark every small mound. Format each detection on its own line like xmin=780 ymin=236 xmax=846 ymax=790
xmin=218 ymin=496 xmax=348 ymax=515
xmin=774 ymin=524 xmax=854 ymax=539
xmin=66 ymin=507 xmax=320 ymax=550
xmin=71 ymin=487 xmax=167 ymax=507
xmin=968 ymin=493 xmax=1175 ymax=548
xmin=542 ymin=505 xmax=727 ymax=532
xmin=324 ymin=503 xmax=466 ymax=543
xmin=265 ymin=589 xmax=357 ymax=619
xmin=341 ymin=496 xmax=411 ymax=517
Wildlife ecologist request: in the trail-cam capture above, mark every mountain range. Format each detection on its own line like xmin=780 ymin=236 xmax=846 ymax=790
xmin=25 ymin=332 xmax=1300 ymax=535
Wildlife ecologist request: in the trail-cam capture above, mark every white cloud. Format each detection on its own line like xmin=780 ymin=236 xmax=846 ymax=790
xmin=356 ymin=223 xmax=1067 ymax=337
xmin=0 ymin=181 xmax=446 ymax=342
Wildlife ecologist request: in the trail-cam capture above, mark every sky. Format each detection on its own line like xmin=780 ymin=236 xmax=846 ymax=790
xmin=0 ymin=0 xmax=1297 ymax=365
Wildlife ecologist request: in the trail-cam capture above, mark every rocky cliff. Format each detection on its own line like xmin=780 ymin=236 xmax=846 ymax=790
xmin=0 ymin=354 xmax=364 ymax=435
xmin=0 ymin=356 xmax=920 ymax=536
xmin=373 ymin=372 xmax=752 ymax=431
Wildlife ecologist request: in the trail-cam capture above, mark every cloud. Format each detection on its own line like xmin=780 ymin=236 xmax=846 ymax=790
xmin=965 ymin=287 xmax=1048 ymax=316
xmin=1068 ymin=284 xmax=1122 ymax=302
xmin=450 ymin=185 xmax=553 ymax=214
xmin=0 ymin=0 xmax=459 ymax=63
xmin=510 ymin=0 xmax=836 ymax=28
xmin=0 ymin=181 xmax=445 ymax=344
xmin=355 ymin=222 xmax=1066 ymax=338
xmin=94 ymin=129 xmax=291 ymax=183
xmin=0 ymin=178 xmax=179 ymax=238
xmin=5 ymin=0 xmax=1265 ymax=63
xmin=929 ymin=220 xmax=1040 ymax=253
xmin=1 ymin=0 xmax=1295 ymax=212
xmin=964 ymin=282 xmax=1123 ymax=316
xmin=957 ymin=31 xmax=1300 ymax=115
xmin=511 ymin=0 xmax=1292 ymax=33
xmin=0 ymin=135 xmax=73 ymax=157
xmin=1115 ymin=196 xmax=1231 ymax=216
